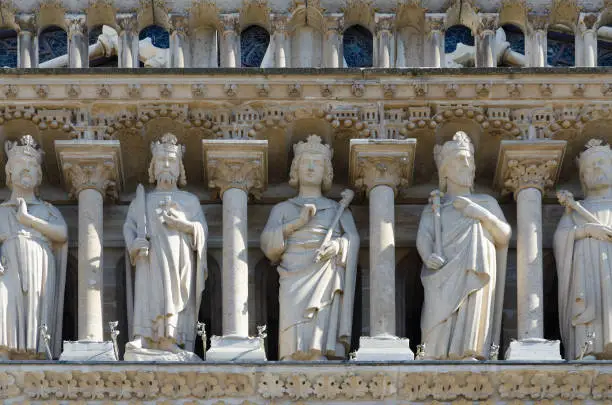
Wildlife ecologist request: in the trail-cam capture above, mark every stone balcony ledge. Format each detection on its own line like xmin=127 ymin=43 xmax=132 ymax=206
xmin=1 ymin=360 xmax=610 ymax=403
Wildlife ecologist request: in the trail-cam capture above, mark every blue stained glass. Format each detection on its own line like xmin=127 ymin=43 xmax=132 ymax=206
xmin=502 ymin=24 xmax=524 ymax=54
xmin=343 ymin=25 xmax=373 ymax=68
xmin=89 ymin=26 xmax=102 ymax=45
xmin=598 ymin=26 xmax=612 ymax=66
xmin=139 ymin=25 xmax=169 ymax=49
xmin=38 ymin=27 xmax=67 ymax=63
xmin=241 ymin=25 xmax=270 ymax=67
xmin=0 ymin=29 xmax=17 ymax=67
xmin=547 ymin=30 xmax=575 ymax=66
xmin=445 ymin=25 xmax=474 ymax=54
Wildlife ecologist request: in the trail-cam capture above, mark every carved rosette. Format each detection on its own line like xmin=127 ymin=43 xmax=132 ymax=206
xmin=349 ymin=139 xmax=417 ymax=196
xmin=494 ymin=140 xmax=566 ymax=197
xmin=55 ymin=140 xmax=123 ymax=200
xmin=202 ymin=140 xmax=268 ymax=199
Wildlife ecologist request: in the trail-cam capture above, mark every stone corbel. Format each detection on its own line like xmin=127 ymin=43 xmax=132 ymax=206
xmin=349 ymin=139 xmax=417 ymax=196
xmin=494 ymin=140 xmax=566 ymax=197
xmin=202 ymin=140 xmax=268 ymax=199
xmin=55 ymin=140 xmax=123 ymax=200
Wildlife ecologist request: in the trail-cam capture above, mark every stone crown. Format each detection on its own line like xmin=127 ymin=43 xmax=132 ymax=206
xmin=293 ymin=134 xmax=333 ymax=159
xmin=434 ymin=131 xmax=474 ymax=169
xmin=5 ymin=134 xmax=43 ymax=164
xmin=151 ymin=133 xmax=185 ymax=157
xmin=578 ymin=138 xmax=611 ymax=166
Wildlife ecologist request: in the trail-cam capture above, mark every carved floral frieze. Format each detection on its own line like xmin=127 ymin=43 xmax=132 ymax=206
xmin=0 ymin=367 xmax=610 ymax=403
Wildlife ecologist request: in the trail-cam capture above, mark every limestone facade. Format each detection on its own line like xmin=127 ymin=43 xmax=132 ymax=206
xmin=2 ymin=0 xmax=612 ymax=404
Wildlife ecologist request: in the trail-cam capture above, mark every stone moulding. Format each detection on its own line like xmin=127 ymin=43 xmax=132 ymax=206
xmin=0 ymin=363 xmax=610 ymax=403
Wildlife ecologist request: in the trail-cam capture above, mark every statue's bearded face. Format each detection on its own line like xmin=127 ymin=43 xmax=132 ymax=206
xmin=9 ymin=156 xmax=40 ymax=190
xmin=298 ymin=152 xmax=326 ymax=187
xmin=444 ymin=150 xmax=475 ymax=188
xmin=581 ymin=151 xmax=612 ymax=191
xmin=153 ymin=151 xmax=181 ymax=185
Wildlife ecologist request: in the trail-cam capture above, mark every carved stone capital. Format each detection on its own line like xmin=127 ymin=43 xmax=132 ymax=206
xmin=16 ymin=14 xmax=36 ymax=33
xmin=170 ymin=15 xmax=189 ymax=35
xmin=55 ymin=140 xmax=123 ymax=199
xmin=494 ymin=140 xmax=566 ymax=197
xmin=202 ymin=140 xmax=268 ymax=199
xmin=528 ymin=13 xmax=550 ymax=31
xmin=117 ymin=14 xmax=138 ymax=35
xmin=478 ymin=14 xmax=498 ymax=35
xmin=425 ymin=14 xmax=445 ymax=33
xmin=349 ymin=139 xmax=417 ymax=196
xmin=67 ymin=17 xmax=87 ymax=39
xmin=375 ymin=15 xmax=395 ymax=34
xmin=271 ymin=14 xmax=289 ymax=33
xmin=325 ymin=15 xmax=344 ymax=34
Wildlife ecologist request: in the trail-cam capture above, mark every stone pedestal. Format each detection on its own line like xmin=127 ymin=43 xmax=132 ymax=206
xmin=56 ymin=140 xmax=123 ymax=360
xmin=505 ymin=338 xmax=563 ymax=361
xmin=495 ymin=140 xmax=566 ymax=360
xmin=202 ymin=140 xmax=268 ymax=361
xmin=350 ymin=139 xmax=417 ymax=361
xmin=59 ymin=341 xmax=117 ymax=361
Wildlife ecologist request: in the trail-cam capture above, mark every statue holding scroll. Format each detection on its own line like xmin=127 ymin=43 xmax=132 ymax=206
xmin=260 ymin=135 xmax=360 ymax=360
xmin=554 ymin=139 xmax=612 ymax=359
xmin=123 ymin=133 xmax=208 ymax=361
xmin=416 ymin=131 xmax=511 ymax=360
xmin=0 ymin=135 xmax=68 ymax=360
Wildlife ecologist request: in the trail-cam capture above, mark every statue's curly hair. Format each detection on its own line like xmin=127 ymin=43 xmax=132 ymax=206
xmin=288 ymin=152 xmax=334 ymax=192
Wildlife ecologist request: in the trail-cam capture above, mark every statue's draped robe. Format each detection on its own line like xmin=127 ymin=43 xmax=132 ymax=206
xmin=124 ymin=190 xmax=207 ymax=350
xmin=0 ymin=199 xmax=67 ymax=357
xmin=261 ymin=196 xmax=359 ymax=360
xmin=417 ymin=195 xmax=507 ymax=359
xmin=553 ymin=198 xmax=612 ymax=359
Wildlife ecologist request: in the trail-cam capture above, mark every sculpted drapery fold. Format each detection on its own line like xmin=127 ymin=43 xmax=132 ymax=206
xmin=416 ymin=131 xmax=510 ymax=360
xmin=0 ymin=135 xmax=68 ymax=359
xmin=260 ymin=135 xmax=359 ymax=360
xmin=554 ymin=139 xmax=612 ymax=360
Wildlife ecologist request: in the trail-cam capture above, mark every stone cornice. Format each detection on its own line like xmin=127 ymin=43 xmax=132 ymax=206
xmin=0 ymin=362 xmax=610 ymax=403
xmin=55 ymin=140 xmax=123 ymax=199
xmin=349 ymin=139 xmax=417 ymax=196
xmin=202 ymin=140 xmax=268 ymax=199
xmin=494 ymin=140 xmax=567 ymax=197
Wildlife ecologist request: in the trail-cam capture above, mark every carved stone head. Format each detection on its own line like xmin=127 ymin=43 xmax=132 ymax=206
xmin=578 ymin=139 xmax=612 ymax=195
xmin=148 ymin=133 xmax=187 ymax=187
xmin=434 ymin=131 xmax=476 ymax=192
xmin=289 ymin=134 xmax=334 ymax=192
xmin=4 ymin=135 xmax=43 ymax=191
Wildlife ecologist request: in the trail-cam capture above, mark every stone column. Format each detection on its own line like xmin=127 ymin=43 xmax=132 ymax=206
xmin=476 ymin=16 xmax=498 ymax=67
xmin=495 ymin=140 xmax=566 ymax=360
xmin=117 ymin=15 xmax=139 ymax=68
xmin=376 ymin=16 xmax=395 ymax=68
xmin=529 ymin=14 xmax=548 ymax=67
xmin=170 ymin=16 xmax=189 ymax=68
xmin=324 ymin=16 xmax=343 ymax=68
xmin=17 ymin=16 xmax=36 ymax=68
xmin=350 ymin=139 xmax=417 ymax=361
xmin=221 ymin=15 xmax=240 ymax=68
xmin=580 ymin=14 xmax=599 ymax=67
xmin=272 ymin=16 xmax=291 ymax=67
xmin=55 ymin=140 xmax=122 ymax=360
xmin=426 ymin=16 xmax=445 ymax=68
xmin=68 ymin=17 xmax=88 ymax=68
xmin=202 ymin=140 xmax=268 ymax=361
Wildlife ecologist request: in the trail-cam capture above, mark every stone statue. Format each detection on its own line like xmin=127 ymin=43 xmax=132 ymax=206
xmin=554 ymin=139 xmax=612 ymax=360
xmin=416 ymin=131 xmax=511 ymax=360
xmin=260 ymin=135 xmax=360 ymax=360
xmin=0 ymin=135 xmax=68 ymax=360
xmin=123 ymin=133 xmax=208 ymax=361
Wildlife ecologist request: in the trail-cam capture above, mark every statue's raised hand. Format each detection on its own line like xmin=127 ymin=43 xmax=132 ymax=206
xmin=161 ymin=208 xmax=194 ymax=235
xmin=298 ymin=204 xmax=317 ymax=227
xmin=453 ymin=196 xmax=490 ymax=221
xmin=15 ymin=198 xmax=35 ymax=227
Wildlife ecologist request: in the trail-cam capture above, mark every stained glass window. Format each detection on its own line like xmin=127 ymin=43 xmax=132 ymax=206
xmin=547 ymin=29 xmax=575 ymax=66
xmin=0 ymin=29 xmax=17 ymax=67
xmin=445 ymin=25 xmax=474 ymax=54
xmin=503 ymin=24 xmax=525 ymax=54
xmin=139 ymin=25 xmax=169 ymax=49
xmin=598 ymin=25 xmax=612 ymax=66
xmin=39 ymin=26 xmax=67 ymax=64
xmin=241 ymin=25 xmax=270 ymax=67
xmin=343 ymin=25 xmax=373 ymax=68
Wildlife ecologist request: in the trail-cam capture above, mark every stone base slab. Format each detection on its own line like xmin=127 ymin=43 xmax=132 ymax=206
xmin=123 ymin=345 xmax=201 ymax=362
xmin=59 ymin=340 xmax=117 ymax=361
xmin=354 ymin=335 xmax=414 ymax=361
xmin=505 ymin=338 xmax=562 ymax=360
xmin=206 ymin=335 xmax=267 ymax=361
